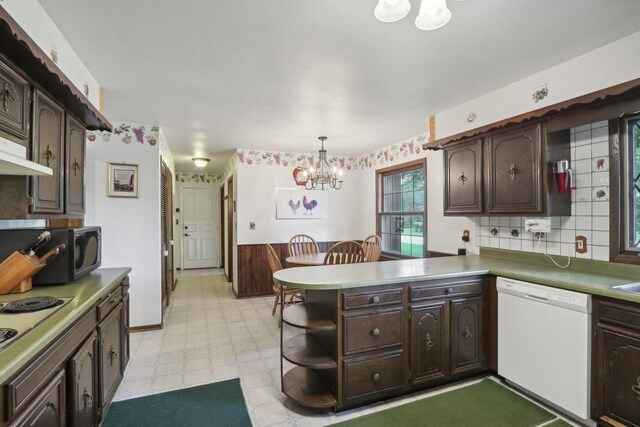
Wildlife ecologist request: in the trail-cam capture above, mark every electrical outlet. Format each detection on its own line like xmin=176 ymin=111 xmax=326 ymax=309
xmin=249 ymin=222 xmax=255 ymax=230
xmin=576 ymin=235 xmax=587 ymax=253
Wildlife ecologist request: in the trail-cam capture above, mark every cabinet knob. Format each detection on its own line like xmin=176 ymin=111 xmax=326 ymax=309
xmin=83 ymin=387 xmax=93 ymax=414
xmin=3 ymin=82 xmax=16 ymax=112
xmin=73 ymin=158 xmax=82 ymax=176
xmin=464 ymin=326 xmax=472 ymax=344
xmin=372 ymin=328 xmax=381 ymax=337
xmin=184 ymin=233 xmax=191 ymax=237
xmin=371 ymin=296 xmax=380 ymax=304
xmin=509 ymin=163 xmax=519 ymax=180
xmin=46 ymin=401 xmax=56 ymax=413
xmin=44 ymin=145 xmax=56 ymax=167
xmin=458 ymin=172 xmax=467 ymax=186
xmin=109 ymin=346 xmax=118 ymax=365
xmin=372 ymin=372 xmax=380 ymax=383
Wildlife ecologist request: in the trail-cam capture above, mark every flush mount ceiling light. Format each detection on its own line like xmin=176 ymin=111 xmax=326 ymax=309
xmin=374 ymin=0 xmax=411 ymax=23
xmin=192 ymin=157 xmax=210 ymax=168
xmin=375 ymin=0 xmax=463 ymax=31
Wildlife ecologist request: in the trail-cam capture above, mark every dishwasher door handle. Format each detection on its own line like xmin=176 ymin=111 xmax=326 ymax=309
xmin=523 ymin=293 xmax=549 ymax=303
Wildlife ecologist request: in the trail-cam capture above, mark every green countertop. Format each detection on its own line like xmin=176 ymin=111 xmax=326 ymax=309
xmin=273 ymin=249 xmax=640 ymax=303
xmin=0 ymin=267 xmax=131 ymax=384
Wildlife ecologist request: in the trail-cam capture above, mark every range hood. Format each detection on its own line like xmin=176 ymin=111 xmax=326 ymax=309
xmin=0 ymin=136 xmax=52 ymax=176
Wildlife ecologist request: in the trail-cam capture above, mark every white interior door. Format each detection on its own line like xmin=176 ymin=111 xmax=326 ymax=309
xmin=182 ymin=187 xmax=218 ymax=269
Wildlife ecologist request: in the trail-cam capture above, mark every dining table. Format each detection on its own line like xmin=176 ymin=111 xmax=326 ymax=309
xmin=285 ymin=252 xmax=327 ymax=267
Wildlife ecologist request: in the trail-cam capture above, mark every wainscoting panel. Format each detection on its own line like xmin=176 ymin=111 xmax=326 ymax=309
xmin=237 ymin=242 xmax=454 ymax=298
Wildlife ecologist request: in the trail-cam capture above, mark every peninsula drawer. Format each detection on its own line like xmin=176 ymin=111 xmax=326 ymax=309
xmin=598 ymin=299 xmax=640 ymax=331
xmin=343 ymin=309 xmax=403 ymax=355
xmin=410 ymin=279 xmax=482 ymax=302
xmin=342 ymin=288 xmax=403 ymax=310
xmin=97 ymin=286 xmax=123 ymax=320
xmin=344 ymin=352 xmax=403 ymax=401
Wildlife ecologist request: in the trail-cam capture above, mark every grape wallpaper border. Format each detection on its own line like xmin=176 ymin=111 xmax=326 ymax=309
xmin=86 ymin=123 xmax=160 ymax=146
xmin=237 ymin=134 xmax=426 ymax=170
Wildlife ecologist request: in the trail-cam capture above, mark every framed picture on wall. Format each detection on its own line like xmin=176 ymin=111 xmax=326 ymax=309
xmin=276 ymin=188 xmax=329 ymax=219
xmin=108 ymin=162 xmax=139 ymax=198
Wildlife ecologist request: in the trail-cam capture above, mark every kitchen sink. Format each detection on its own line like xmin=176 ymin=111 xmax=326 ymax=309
xmin=613 ymin=283 xmax=640 ymax=295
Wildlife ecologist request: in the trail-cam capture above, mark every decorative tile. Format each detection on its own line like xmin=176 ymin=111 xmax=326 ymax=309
xmin=592 ymin=156 xmax=608 ymax=172
xmin=592 ymin=186 xmax=609 ymax=201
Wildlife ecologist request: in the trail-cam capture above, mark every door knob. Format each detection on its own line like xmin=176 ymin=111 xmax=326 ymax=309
xmin=163 ymin=250 xmax=169 ymax=257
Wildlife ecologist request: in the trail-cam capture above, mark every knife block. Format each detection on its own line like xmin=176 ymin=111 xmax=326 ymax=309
xmin=0 ymin=251 xmax=43 ymax=295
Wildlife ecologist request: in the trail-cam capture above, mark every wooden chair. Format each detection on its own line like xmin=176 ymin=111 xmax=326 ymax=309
xmin=288 ymin=234 xmax=319 ymax=257
xmin=324 ymin=241 xmax=365 ymax=265
xmin=265 ymin=244 xmax=304 ymax=318
xmin=362 ymin=235 xmax=382 ymax=262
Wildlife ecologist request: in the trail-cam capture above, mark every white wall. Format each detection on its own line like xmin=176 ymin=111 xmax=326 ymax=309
xmin=236 ymin=162 xmax=369 ymax=245
xmin=85 ymin=122 xmax=163 ymax=327
xmin=435 ymin=30 xmax=640 ymax=140
xmin=3 ymin=0 xmax=101 ymax=108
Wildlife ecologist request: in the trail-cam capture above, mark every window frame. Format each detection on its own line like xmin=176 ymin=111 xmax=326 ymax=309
xmin=610 ymin=116 xmax=640 ymax=264
xmin=375 ymin=158 xmax=427 ymax=259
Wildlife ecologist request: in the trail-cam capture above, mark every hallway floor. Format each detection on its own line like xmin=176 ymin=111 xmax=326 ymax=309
xmin=114 ymin=269 xmax=579 ymax=427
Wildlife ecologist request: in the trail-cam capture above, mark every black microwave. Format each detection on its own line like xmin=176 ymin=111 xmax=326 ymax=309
xmin=0 ymin=227 xmax=101 ymax=285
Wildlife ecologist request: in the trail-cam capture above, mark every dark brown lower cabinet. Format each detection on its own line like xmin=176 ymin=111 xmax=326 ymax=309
xmin=9 ymin=370 xmax=65 ymax=427
xmin=284 ymin=276 xmax=491 ymax=411
xmin=410 ymin=301 xmax=448 ymax=385
xmin=68 ymin=333 xmax=97 ymax=427
xmin=98 ymin=304 xmax=124 ymax=419
xmin=1 ymin=277 xmax=129 ymax=427
xmin=592 ymin=297 xmax=640 ymax=427
xmin=451 ymin=297 xmax=482 ymax=375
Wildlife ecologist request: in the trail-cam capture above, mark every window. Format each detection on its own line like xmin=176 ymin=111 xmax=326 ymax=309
xmin=611 ymin=116 xmax=640 ymax=263
xmin=624 ymin=116 xmax=640 ymax=252
xmin=376 ymin=159 xmax=426 ymax=258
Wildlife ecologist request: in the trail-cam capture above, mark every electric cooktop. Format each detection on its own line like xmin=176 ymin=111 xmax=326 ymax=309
xmin=0 ymin=296 xmax=73 ymax=352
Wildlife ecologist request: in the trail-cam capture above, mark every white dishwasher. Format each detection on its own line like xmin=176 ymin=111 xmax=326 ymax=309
xmin=497 ymin=277 xmax=592 ymax=423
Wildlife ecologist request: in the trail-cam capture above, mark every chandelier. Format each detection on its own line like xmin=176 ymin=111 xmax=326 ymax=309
xmin=301 ymin=136 xmax=343 ymax=190
xmin=374 ymin=0 xmax=464 ymax=31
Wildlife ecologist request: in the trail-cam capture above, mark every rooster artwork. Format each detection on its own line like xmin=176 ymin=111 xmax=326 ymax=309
xmin=288 ymin=199 xmax=301 ymax=215
xmin=302 ymin=196 xmax=318 ymax=215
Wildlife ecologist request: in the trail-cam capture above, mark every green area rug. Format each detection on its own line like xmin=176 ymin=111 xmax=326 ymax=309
xmin=546 ymin=420 xmax=572 ymax=427
xmin=332 ymin=379 xmax=560 ymax=427
xmin=102 ymin=378 xmax=251 ymax=427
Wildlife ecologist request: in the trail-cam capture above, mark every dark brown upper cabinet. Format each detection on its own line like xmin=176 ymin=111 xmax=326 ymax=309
xmin=444 ymin=139 xmax=483 ymax=215
xmin=0 ymin=58 xmax=29 ymax=142
xmin=487 ymin=124 xmax=542 ymax=214
xmin=31 ymin=89 xmax=65 ymax=214
xmin=65 ymin=114 xmax=86 ymax=214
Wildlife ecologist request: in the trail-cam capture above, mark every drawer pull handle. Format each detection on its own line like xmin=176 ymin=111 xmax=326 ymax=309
xmin=83 ymin=387 xmax=93 ymax=413
xmin=509 ymin=163 xmax=519 ymax=180
xmin=464 ymin=326 xmax=472 ymax=344
xmin=371 ymin=296 xmax=381 ymax=304
xmin=3 ymin=82 xmax=16 ymax=112
xmin=425 ymin=333 xmax=434 ymax=352
xmin=109 ymin=299 xmax=117 ymax=304
xmin=44 ymin=145 xmax=56 ymax=167
xmin=73 ymin=158 xmax=82 ymax=176
xmin=632 ymin=377 xmax=640 ymax=400
xmin=46 ymin=401 xmax=56 ymax=412
xmin=372 ymin=328 xmax=381 ymax=337
xmin=110 ymin=346 xmax=118 ymax=365
xmin=458 ymin=171 xmax=467 ymax=186
xmin=372 ymin=372 xmax=380 ymax=383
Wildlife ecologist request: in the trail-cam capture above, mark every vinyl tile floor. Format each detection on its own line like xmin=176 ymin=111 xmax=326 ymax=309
xmin=114 ymin=269 xmax=581 ymax=427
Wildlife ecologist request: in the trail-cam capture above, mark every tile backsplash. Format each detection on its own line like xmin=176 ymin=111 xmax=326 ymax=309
xmin=473 ymin=120 xmax=610 ymax=261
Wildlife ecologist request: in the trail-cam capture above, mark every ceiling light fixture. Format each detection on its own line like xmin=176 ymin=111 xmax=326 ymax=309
xmin=375 ymin=0 xmax=461 ymax=31
xmin=192 ymin=157 xmax=210 ymax=168
xmin=300 ymin=137 xmax=344 ymax=190
xmin=415 ymin=0 xmax=451 ymax=30
xmin=374 ymin=0 xmax=412 ymax=23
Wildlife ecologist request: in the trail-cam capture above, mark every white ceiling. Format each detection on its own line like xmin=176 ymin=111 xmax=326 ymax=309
xmin=37 ymin=0 xmax=640 ymax=172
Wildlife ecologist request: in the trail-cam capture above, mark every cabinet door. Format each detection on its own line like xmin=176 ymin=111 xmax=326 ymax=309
xmin=98 ymin=303 xmax=123 ymax=416
xmin=65 ymin=114 xmax=85 ymax=214
xmin=410 ymin=301 xmax=448 ymax=385
xmin=444 ymin=139 xmax=483 ymax=215
xmin=31 ymin=90 xmax=64 ymax=214
xmin=121 ymin=293 xmax=130 ymax=373
xmin=0 ymin=59 xmax=29 ymax=141
xmin=450 ymin=296 xmax=482 ymax=376
xmin=9 ymin=370 xmax=66 ymax=427
xmin=487 ymin=124 xmax=542 ymax=214
xmin=600 ymin=328 xmax=640 ymax=427
xmin=69 ymin=333 xmax=97 ymax=427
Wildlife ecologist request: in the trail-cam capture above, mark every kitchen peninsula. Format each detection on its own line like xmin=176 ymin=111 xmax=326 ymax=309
xmin=274 ymin=249 xmax=640 ymax=423
xmin=0 ymin=268 xmax=131 ymax=426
